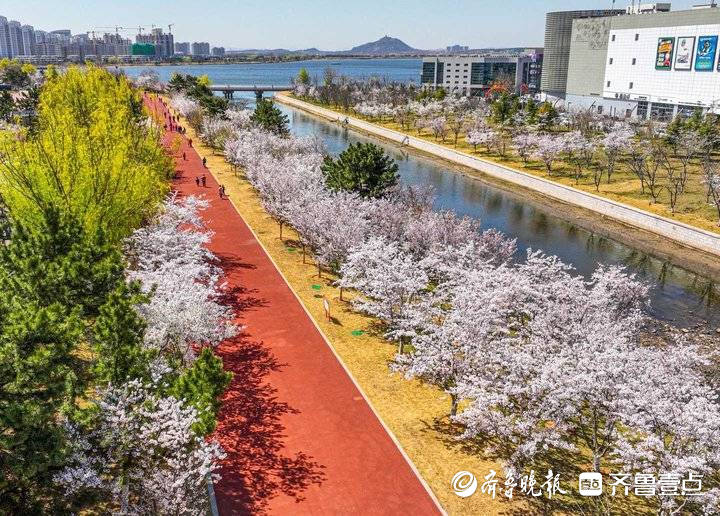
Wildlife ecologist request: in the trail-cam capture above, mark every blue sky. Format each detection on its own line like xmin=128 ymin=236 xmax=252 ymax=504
xmin=0 ymin=0 xmax=703 ymax=50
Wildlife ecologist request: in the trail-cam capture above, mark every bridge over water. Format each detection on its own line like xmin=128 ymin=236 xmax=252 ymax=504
xmin=208 ymin=84 xmax=293 ymax=100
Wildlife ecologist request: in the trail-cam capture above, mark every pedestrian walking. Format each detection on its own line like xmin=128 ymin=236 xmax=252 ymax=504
xmin=221 ymin=185 xmax=226 ymax=198
xmin=188 ymin=138 xmax=192 ymax=146
xmin=201 ymin=175 xmax=206 ymax=187
xmin=183 ymin=152 xmax=186 ymax=161
xmin=195 ymin=177 xmax=200 ymax=187
xmin=218 ymin=186 xmax=223 ymax=199
xmin=202 ymin=157 xmax=207 ymax=168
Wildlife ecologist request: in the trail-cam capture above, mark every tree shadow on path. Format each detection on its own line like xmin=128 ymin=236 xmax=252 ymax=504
xmin=213 ymin=333 xmax=326 ymax=515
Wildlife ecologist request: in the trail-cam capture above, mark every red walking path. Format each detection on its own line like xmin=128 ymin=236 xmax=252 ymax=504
xmin=144 ymin=95 xmax=443 ymax=515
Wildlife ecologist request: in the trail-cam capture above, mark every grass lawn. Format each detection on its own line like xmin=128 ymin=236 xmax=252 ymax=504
xmin=295 ymin=97 xmax=720 ymax=236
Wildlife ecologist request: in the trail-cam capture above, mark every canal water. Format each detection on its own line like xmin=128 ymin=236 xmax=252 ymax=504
xmin=123 ymin=61 xmax=720 ymax=328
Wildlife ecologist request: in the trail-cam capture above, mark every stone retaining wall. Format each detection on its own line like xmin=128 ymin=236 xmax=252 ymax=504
xmin=275 ymin=93 xmax=720 ymax=257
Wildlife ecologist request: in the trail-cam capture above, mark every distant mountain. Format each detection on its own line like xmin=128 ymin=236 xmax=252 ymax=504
xmin=227 ymin=39 xmax=533 ymax=58
xmin=346 ymin=36 xmax=416 ymax=55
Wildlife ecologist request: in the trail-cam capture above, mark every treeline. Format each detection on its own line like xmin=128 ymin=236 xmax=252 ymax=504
xmin=174 ymin=80 xmax=720 ymax=514
xmin=295 ymin=76 xmax=720 ymax=225
xmin=0 ymin=67 xmax=233 ymax=514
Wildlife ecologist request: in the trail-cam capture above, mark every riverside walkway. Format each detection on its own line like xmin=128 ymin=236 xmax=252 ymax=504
xmin=144 ymin=95 xmax=442 ymax=515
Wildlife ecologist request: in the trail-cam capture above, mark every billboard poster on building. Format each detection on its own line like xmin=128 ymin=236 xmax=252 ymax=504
xmin=696 ymin=36 xmax=718 ymax=71
xmin=656 ymin=37 xmax=675 ymax=70
xmin=674 ymin=37 xmax=695 ymax=70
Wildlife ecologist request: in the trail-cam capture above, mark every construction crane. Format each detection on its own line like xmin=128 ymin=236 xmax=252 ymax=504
xmin=93 ymin=26 xmax=147 ymax=36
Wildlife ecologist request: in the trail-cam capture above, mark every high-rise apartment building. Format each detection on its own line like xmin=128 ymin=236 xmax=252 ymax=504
xmin=34 ymin=29 xmax=46 ymax=44
xmin=8 ymin=20 xmax=23 ymax=56
xmin=136 ymin=28 xmax=174 ymax=57
xmin=0 ymin=16 xmax=11 ymax=58
xmin=211 ymin=46 xmax=225 ymax=56
xmin=191 ymin=42 xmax=210 ymax=56
xmin=20 ymin=25 xmax=35 ymax=56
xmin=175 ymin=41 xmax=190 ymax=54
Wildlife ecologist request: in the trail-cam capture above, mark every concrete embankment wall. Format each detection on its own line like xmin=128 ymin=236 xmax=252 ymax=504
xmin=275 ymin=93 xmax=720 ymax=258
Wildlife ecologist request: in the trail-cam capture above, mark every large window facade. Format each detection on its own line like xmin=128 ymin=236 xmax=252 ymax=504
xmin=650 ymin=102 xmax=675 ymax=121
xmin=421 ymin=62 xmax=435 ymax=84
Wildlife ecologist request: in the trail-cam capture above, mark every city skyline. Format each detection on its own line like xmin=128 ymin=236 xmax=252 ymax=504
xmin=0 ymin=0 xmax=705 ymax=51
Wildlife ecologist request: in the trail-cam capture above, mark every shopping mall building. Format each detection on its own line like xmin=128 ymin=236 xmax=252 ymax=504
xmin=543 ymin=3 xmax=720 ymax=120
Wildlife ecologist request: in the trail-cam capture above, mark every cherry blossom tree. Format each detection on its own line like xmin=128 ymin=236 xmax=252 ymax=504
xmin=614 ymin=338 xmax=720 ymax=515
xmin=563 ymin=131 xmax=595 ymax=184
xmin=338 ymin=237 xmax=429 ymax=353
xmin=394 ymin=262 xmax=517 ymax=416
xmin=201 ymin=116 xmax=233 ymax=151
xmin=454 ymin=252 xmax=651 ymax=469
xmin=170 ymin=93 xmax=201 ymax=119
xmin=512 ymin=131 xmax=535 ymax=163
xmin=466 ymin=124 xmax=500 ymax=154
xmin=56 ymin=380 xmax=225 ymax=515
xmin=531 ymin=134 xmax=564 ymax=175
xmin=127 ymin=195 xmax=237 ymax=365
xmin=703 ymin=162 xmax=720 ymax=225
xmin=600 ymin=123 xmax=633 ymax=183
xmin=428 ymin=116 xmax=448 ymax=141
xmin=135 ymin=70 xmax=161 ymax=91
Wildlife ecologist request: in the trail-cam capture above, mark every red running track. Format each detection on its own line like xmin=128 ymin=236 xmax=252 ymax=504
xmin=144 ymin=95 xmax=442 ymax=515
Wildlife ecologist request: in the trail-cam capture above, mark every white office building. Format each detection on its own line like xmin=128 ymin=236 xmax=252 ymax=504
xmin=421 ymin=50 xmax=544 ymax=96
xmin=549 ymin=4 xmax=720 ymax=119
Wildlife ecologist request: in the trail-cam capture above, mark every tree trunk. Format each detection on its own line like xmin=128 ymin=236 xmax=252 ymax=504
xmin=279 ymin=222 xmax=283 ymax=241
xmin=450 ymin=393 xmax=458 ymax=417
xmin=339 ymin=286 xmax=344 ymax=301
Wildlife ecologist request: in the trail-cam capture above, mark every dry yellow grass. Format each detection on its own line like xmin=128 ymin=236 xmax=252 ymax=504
xmin=168 ymin=100 xmax=655 ymax=516
xmin=300 ymin=99 xmax=720 ymax=235
xmin=173 ymin=120 xmax=522 ymax=515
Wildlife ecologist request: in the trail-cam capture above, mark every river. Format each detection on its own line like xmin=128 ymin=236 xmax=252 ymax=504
xmin=123 ymin=61 xmax=720 ymax=328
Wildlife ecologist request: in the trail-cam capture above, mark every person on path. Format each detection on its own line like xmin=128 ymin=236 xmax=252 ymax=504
xmin=202 ymin=157 xmax=207 ymax=168
xmin=183 ymin=152 xmax=186 ymax=161
xmin=189 ymin=138 xmax=192 ymax=147
xmin=195 ymin=177 xmax=200 ymax=187
xmin=221 ymin=185 xmax=226 ymax=198
xmin=218 ymin=186 xmax=223 ymax=199
xmin=201 ymin=175 xmax=206 ymax=187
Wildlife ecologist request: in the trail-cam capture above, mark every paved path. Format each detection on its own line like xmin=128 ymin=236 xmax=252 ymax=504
xmin=144 ymin=95 xmax=442 ymax=515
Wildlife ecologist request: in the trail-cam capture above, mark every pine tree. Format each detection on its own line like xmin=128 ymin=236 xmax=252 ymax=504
xmin=0 ymin=298 xmax=83 ymax=512
xmin=321 ymin=142 xmax=399 ymax=198
xmin=0 ymin=207 xmax=125 ymax=318
xmin=250 ymin=98 xmax=289 ymax=136
xmin=0 ymin=208 xmax=125 ymax=511
xmin=93 ymin=282 xmax=153 ymax=386
xmin=170 ymin=348 xmax=232 ymax=436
